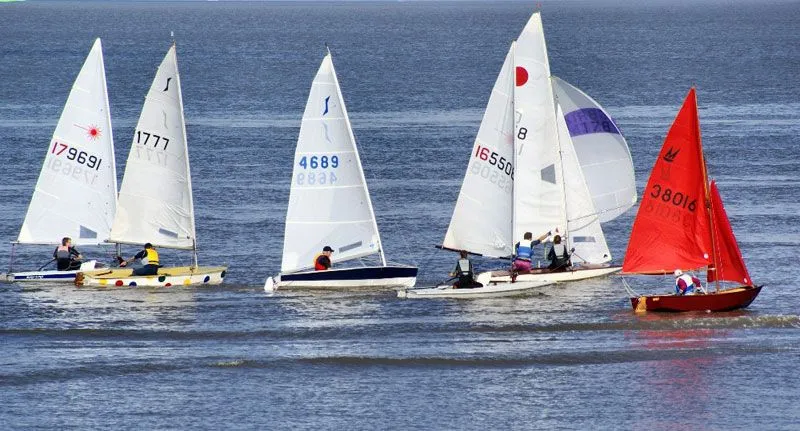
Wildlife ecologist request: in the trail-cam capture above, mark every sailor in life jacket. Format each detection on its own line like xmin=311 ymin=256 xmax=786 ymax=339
xmin=512 ymin=231 xmax=551 ymax=273
xmin=547 ymin=235 xmax=572 ymax=271
xmin=53 ymin=236 xmax=82 ymax=271
xmin=314 ymin=246 xmax=334 ymax=271
xmin=123 ymin=243 xmax=161 ymax=276
xmin=674 ymin=269 xmax=702 ymax=295
xmin=450 ymin=250 xmax=482 ymax=289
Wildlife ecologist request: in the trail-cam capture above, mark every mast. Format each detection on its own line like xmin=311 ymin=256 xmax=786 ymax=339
xmin=551 ymin=89 xmax=570 ymax=250
xmin=693 ymin=88 xmax=720 ymax=292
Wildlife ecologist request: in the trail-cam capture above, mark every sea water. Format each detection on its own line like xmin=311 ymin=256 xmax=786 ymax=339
xmin=1 ymin=1 xmax=799 ymax=429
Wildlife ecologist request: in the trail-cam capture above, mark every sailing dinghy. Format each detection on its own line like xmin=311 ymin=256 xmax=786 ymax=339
xmin=4 ymin=39 xmax=117 ymax=282
xmin=622 ymin=88 xmax=762 ymax=312
xmin=265 ymin=51 xmax=417 ymax=291
xmin=399 ymin=12 xmax=634 ymax=299
xmin=76 ymin=44 xmax=226 ymax=287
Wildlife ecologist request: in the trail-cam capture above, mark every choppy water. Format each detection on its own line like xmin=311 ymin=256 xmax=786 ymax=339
xmin=1 ymin=1 xmax=799 ymax=429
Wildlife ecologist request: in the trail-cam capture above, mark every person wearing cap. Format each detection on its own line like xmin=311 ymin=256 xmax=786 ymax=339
xmin=674 ymin=269 xmax=701 ymax=295
xmin=314 ymin=246 xmax=334 ymax=271
xmin=120 ymin=243 xmax=161 ymax=276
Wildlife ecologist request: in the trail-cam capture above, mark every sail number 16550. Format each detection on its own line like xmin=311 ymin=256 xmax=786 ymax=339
xmin=474 ymin=145 xmax=514 ymax=178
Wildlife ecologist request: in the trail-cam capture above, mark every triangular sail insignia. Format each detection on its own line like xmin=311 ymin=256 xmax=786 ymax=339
xmin=109 ymin=44 xmax=196 ymax=250
xmin=281 ymin=53 xmax=383 ymax=273
xmin=707 ymin=181 xmax=751 ymax=285
xmin=17 ymin=38 xmax=118 ymax=246
xmin=442 ymin=43 xmax=516 ymax=258
xmin=622 ymin=88 xmax=712 ymax=274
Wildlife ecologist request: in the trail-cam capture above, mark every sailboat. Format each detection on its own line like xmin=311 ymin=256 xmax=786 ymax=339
xmin=399 ymin=12 xmax=634 ymax=298
xmin=622 ymin=88 xmax=762 ymax=312
xmin=265 ymin=50 xmax=418 ymax=291
xmin=3 ymin=38 xmax=117 ymax=282
xmin=76 ymin=43 xmax=227 ymax=287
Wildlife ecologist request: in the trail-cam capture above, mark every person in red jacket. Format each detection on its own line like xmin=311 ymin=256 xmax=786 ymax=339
xmin=674 ymin=269 xmax=702 ymax=295
xmin=314 ymin=246 xmax=334 ymax=271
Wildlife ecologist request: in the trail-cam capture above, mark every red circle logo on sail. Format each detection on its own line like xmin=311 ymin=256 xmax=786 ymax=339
xmin=515 ymin=66 xmax=529 ymax=86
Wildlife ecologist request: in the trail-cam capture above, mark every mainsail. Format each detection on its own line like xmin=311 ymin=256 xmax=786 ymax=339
xmin=442 ymin=43 xmax=516 ymax=258
xmin=622 ymin=88 xmax=712 ymax=274
xmin=708 ymin=180 xmax=751 ymax=285
xmin=552 ymin=76 xmax=636 ymax=222
xmin=281 ymin=52 xmax=384 ymax=273
xmin=109 ymin=44 xmax=196 ymax=250
xmin=18 ymin=38 xmax=118 ymax=246
xmin=512 ymin=12 xmax=566 ymax=242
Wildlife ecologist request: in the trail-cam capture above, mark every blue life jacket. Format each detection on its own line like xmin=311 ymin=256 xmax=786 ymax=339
xmin=516 ymin=240 xmax=534 ymax=261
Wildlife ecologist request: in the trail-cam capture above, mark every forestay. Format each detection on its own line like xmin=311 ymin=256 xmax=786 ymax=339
xmin=555 ymin=104 xmax=611 ymax=264
xmin=512 ymin=12 xmax=566 ymax=241
xmin=442 ymin=43 xmax=516 ymax=258
xmin=552 ymin=76 xmax=636 ymax=222
xmin=18 ymin=38 xmax=117 ymax=246
xmin=109 ymin=44 xmax=196 ymax=250
xmin=281 ymin=53 xmax=383 ymax=273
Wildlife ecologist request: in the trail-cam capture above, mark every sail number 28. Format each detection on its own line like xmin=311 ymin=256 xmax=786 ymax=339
xmin=296 ymin=155 xmax=339 ymax=186
xmin=650 ymin=184 xmax=697 ymax=212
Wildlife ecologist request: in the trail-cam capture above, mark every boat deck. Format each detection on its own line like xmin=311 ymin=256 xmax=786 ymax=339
xmin=83 ymin=266 xmax=227 ymax=279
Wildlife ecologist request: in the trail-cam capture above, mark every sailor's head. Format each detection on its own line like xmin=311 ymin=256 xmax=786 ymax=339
xmin=674 ymin=269 xmax=683 ymax=277
xmin=322 ymin=245 xmax=334 ymax=256
xmin=523 ymin=232 xmax=533 ymax=240
xmin=459 ymin=250 xmax=468 ymax=258
xmin=61 ymin=237 xmax=71 ymax=246
xmin=553 ymin=235 xmax=562 ymax=244
xmin=144 ymin=243 xmax=154 ymax=249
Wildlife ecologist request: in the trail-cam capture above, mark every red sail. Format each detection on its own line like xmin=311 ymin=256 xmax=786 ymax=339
xmin=707 ymin=181 xmax=752 ymax=285
xmin=622 ymin=88 xmax=712 ymax=274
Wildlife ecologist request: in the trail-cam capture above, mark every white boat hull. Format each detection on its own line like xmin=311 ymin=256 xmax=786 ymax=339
xmin=475 ymin=265 xmax=621 ymax=285
xmin=398 ymin=280 xmax=553 ymax=299
xmin=3 ymin=260 xmax=101 ymax=282
xmin=76 ymin=266 xmax=227 ymax=287
xmin=266 ymin=265 xmax=418 ymax=291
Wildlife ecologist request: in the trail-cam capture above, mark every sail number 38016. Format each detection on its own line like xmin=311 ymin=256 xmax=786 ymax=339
xmin=650 ymin=184 xmax=697 ymax=212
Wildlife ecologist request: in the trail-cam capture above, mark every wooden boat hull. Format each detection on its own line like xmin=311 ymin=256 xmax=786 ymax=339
xmin=75 ymin=266 xmax=227 ymax=287
xmin=476 ymin=264 xmax=621 ymax=285
xmin=630 ymin=285 xmax=763 ymax=313
xmin=398 ymin=280 xmax=552 ymax=299
xmin=268 ymin=265 xmax=417 ymax=290
xmin=3 ymin=260 xmax=103 ymax=282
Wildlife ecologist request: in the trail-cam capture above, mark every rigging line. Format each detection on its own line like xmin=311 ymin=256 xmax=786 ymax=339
xmin=621 ymin=277 xmax=640 ymax=298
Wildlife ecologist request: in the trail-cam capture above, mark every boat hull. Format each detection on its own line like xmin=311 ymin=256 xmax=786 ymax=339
xmin=75 ymin=265 xmax=227 ymax=287
xmin=270 ymin=265 xmax=417 ymax=290
xmin=476 ymin=265 xmax=621 ymax=285
xmin=630 ymin=285 xmax=763 ymax=312
xmin=3 ymin=260 xmax=102 ymax=282
xmin=398 ymin=280 xmax=552 ymax=299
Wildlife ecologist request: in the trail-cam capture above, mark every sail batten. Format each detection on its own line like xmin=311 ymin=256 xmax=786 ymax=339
xmin=17 ymin=38 xmax=118 ymax=247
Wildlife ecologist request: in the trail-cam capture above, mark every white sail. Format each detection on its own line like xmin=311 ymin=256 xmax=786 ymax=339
xmin=17 ymin=38 xmax=117 ymax=246
xmin=281 ymin=52 xmax=383 ymax=273
xmin=109 ymin=44 xmax=196 ymax=250
xmin=442 ymin=43 xmax=516 ymax=258
xmin=552 ymin=76 xmax=636 ymax=222
xmin=556 ymin=103 xmax=611 ymax=264
xmin=512 ymin=12 xmax=566 ymax=242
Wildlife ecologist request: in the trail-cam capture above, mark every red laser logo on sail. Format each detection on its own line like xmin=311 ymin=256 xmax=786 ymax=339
xmin=86 ymin=125 xmax=101 ymax=140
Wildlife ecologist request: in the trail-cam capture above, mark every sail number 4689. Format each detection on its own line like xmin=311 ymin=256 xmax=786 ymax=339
xmin=299 ymin=155 xmax=339 ymax=169
xmin=650 ymin=184 xmax=697 ymax=212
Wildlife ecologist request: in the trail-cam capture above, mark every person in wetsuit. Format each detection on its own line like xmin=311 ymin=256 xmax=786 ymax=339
xmin=53 ymin=237 xmax=82 ymax=271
